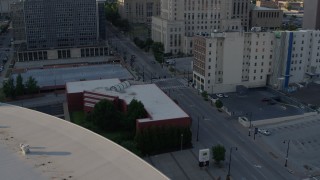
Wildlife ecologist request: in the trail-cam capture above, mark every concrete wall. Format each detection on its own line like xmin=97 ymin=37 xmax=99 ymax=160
xmin=238 ymin=112 xmax=318 ymax=127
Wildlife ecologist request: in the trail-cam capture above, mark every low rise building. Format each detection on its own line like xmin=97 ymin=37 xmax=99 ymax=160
xmin=66 ymin=79 xmax=191 ymax=130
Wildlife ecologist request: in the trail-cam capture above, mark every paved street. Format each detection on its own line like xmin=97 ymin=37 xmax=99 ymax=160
xmin=105 ymin=24 xmax=308 ymax=179
xmin=159 ymin=86 xmax=298 ymax=180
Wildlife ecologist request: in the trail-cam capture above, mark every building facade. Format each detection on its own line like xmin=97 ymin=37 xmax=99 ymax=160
xmin=11 ymin=0 xmax=108 ymax=61
xmin=193 ymin=30 xmax=320 ymax=93
xmin=303 ymin=0 xmax=320 ymax=30
xmin=23 ymin=0 xmax=98 ymax=50
xmin=0 ymin=0 xmax=20 ymax=17
xmin=250 ymin=6 xmax=283 ymax=30
xmin=118 ymin=0 xmax=161 ymax=25
xmin=11 ymin=2 xmax=26 ymax=43
xmin=151 ymin=0 xmax=250 ymax=55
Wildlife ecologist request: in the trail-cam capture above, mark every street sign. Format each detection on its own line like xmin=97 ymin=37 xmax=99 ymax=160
xmin=199 ymin=149 xmax=210 ymax=167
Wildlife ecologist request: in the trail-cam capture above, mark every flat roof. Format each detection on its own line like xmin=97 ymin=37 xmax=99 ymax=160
xmin=12 ymin=64 xmax=133 ymax=88
xmin=0 ymin=103 xmax=168 ymax=180
xmin=253 ymin=6 xmax=280 ymax=11
xmin=66 ymin=78 xmax=121 ymax=93
xmin=67 ymin=79 xmax=189 ymax=121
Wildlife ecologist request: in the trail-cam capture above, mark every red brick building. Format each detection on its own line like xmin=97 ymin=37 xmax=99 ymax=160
xmin=66 ymin=79 xmax=191 ymax=130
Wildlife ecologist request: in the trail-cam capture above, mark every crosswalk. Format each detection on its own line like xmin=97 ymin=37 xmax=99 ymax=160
xmin=153 ymin=77 xmax=189 ymax=90
xmin=159 ymin=85 xmax=187 ymax=90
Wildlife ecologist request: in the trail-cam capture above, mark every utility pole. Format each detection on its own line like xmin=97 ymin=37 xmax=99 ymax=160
xmin=227 ymin=147 xmax=238 ymax=179
xmin=284 ymin=140 xmax=291 ymax=167
xmin=196 ymin=116 xmax=200 ymax=141
xmin=180 ymin=134 xmax=184 ymax=151
xmin=142 ymin=65 xmax=145 ymax=82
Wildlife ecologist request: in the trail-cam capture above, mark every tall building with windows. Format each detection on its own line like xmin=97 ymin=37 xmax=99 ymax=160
xmin=303 ymin=0 xmax=320 ymax=30
xmin=193 ymin=30 xmax=320 ymax=93
xmin=23 ymin=0 xmax=98 ymax=50
xmin=118 ymin=0 xmax=161 ymax=25
xmin=151 ymin=0 xmax=250 ymax=55
xmin=12 ymin=0 xmax=109 ymax=61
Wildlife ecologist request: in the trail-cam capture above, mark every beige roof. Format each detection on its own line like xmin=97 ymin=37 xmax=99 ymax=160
xmin=0 ymin=103 xmax=168 ymax=180
xmin=66 ymin=79 xmax=189 ymax=122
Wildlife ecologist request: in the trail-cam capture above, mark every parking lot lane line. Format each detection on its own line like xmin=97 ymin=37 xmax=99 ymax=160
xmin=169 ymin=153 xmax=191 ymax=180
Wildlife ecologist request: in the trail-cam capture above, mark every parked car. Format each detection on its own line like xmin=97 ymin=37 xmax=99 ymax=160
xmin=216 ymin=93 xmax=224 ymax=98
xmin=258 ymin=129 xmax=271 ymax=136
xmin=261 ymin=98 xmax=271 ymax=102
xmin=223 ymin=94 xmax=229 ymax=98
xmin=165 ymin=59 xmax=176 ymax=65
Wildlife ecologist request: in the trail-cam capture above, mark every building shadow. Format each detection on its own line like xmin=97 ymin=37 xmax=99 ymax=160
xmin=29 ymin=151 xmax=71 ymax=156
xmin=29 ymin=146 xmax=46 ymax=149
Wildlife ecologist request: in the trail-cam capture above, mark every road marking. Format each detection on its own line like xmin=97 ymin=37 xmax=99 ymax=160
xmin=254 ymin=164 xmax=262 ymax=168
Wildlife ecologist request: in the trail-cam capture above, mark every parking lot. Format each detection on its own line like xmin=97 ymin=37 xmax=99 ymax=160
xmin=219 ymin=88 xmax=308 ymax=121
xmin=258 ymin=115 xmax=320 ymax=177
xmin=11 ymin=64 xmax=133 ymax=88
xmin=291 ymin=82 xmax=320 ymax=107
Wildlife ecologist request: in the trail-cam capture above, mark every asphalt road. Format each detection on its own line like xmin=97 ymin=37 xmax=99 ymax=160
xmin=105 ymin=24 xmax=302 ymax=179
xmin=106 ymin=22 xmax=170 ymax=82
xmin=165 ymin=86 xmax=298 ymax=180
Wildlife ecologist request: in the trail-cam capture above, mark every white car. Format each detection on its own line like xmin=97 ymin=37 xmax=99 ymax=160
xmin=216 ymin=93 xmax=224 ymax=98
xmin=258 ymin=129 xmax=271 ymax=136
xmin=223 ymin=94 xmax=229 ymax=98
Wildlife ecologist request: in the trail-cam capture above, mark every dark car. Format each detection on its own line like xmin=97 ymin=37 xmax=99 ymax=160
xmin=261 ymin=98 xmax=270 ymax=102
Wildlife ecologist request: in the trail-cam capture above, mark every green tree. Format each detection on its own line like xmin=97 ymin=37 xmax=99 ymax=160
xmin=212 ymin=144 xmax=226 ymax=164
xmin=105 ymin=2 xmax=120 ymax=23
xmin=2 ymin=77 xmax=15 ymax=98
xmin=124 ymin=99 xmax=146 ymax=133
xmin=89 ymin=99 xmax=121 ymax=131
xmin=25 ymin=76 xmax=39 ymax=94
xmin=151 ymin=42 xmax=164 ymax=63
xmin=215 ymin=99 xmax=223 ymax=109
xmin=201 ymin=91 xmax=208 ymax=101
xmin=15 ymin=74 xmax=24 ymax=96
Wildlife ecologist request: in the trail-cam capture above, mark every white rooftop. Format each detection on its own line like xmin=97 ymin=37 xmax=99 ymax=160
xmin=66 ymin=78 xmax=121 ymax=93
xmin=66 ymin=79 xmax=189 ymax=121
xmin=0 ymin=104 xmax=168 ymax=180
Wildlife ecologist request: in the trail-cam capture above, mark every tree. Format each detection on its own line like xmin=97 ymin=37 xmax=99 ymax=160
xmin=215 ymin=99 xmax=223 ymax=109
xmin=212 ymin=144 xmax=226 ymax=164
xmin=89 ymin=99 xmax=121 ymax=131
xmin=15 ymin=74 xmax=24 ymax=96
xmin=25 ymin=76 xmax=39 ymax=94
xmin=151 ymin=42 xmax=164 ymax=63
xmin=2 ymin=77 xmax=15 ymax=98
xmin=105 ymin=2 xmax=120 ymax=24
xmin=201 ymin=91 xmax=208 ymax=101
xmin=124 ymin=99 xmax=146 ymax=133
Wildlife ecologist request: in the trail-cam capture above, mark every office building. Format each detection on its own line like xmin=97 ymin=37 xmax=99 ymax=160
xmin=118 ymin=0 xmax=161 ymax=25
xmin=12 ymin=0 xmax=108 ymax=61
xmin=250 ymin=6 xmax=283 ymax=30
xmin=151 ymin=0 xmax=250 ymax=55
xmin=0 ymin=0 xmax=20 ymax=17
xmin=303 ymin=0 xmax=320 ymax=30
xmin=11 ymin=1 xmax=26 ymax=43
xmin=193 ymin=30 xmax=320 ymax=93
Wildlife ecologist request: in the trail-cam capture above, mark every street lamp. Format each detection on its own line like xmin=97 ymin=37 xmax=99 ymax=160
xmin=283 ymin=140 xmax=291 ymax=167
xmin=227 ymin=147 xmax=238 ymax=179
xmin=196 ymin=116 xmax=200 ymax=141
xmin=247 ymin=112 xmax=252 ymax=136
xmin=180 ymin=134 xmax=184 ymax=151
